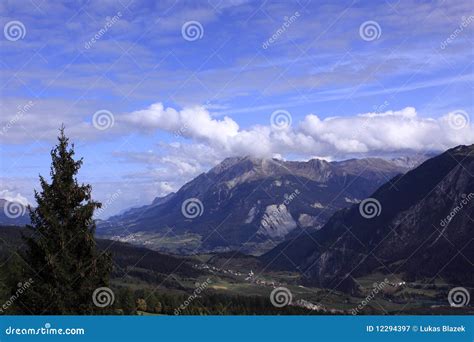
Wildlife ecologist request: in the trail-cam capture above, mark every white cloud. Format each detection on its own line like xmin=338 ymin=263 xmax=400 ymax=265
xmin=301 ymin=107 xmax=473 ymax=154
xmin=111 ymin=103 xmax=473 ymax=210
xmin=0 ymin=189 xmax=29 ymax=206
xmin=121 ymin=102 xmax=473 ymax=159
xmin=3 ymin=102 xmax=472 ymax=217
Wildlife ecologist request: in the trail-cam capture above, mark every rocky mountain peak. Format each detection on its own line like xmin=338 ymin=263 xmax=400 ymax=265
xmin=97 ymin=153 xmax=414 ymax=255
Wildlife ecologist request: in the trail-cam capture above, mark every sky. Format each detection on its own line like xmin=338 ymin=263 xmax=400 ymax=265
xmin=0 ymin=0 xmax=473 ymax=217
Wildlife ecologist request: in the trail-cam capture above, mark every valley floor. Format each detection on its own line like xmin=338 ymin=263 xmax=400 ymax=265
xmin=1 ymin=227 xmax=471 ymax=315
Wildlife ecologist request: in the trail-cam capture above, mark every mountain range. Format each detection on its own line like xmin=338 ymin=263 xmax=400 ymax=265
xmin=97 ymin=156 xmax=417 ymax=254
xmin=262 ymin=145 xmax=474 ymax=291
xmin=1 ymin=146 xmax=472 ymax=296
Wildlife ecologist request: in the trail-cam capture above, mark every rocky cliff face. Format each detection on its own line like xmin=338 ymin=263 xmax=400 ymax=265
xmin=262 ymin=145 xmax=474 ymax=291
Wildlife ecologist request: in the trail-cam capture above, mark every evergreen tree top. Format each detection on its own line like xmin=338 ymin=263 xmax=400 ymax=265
xmin=17 ymin=126 xmax=112 ymax=315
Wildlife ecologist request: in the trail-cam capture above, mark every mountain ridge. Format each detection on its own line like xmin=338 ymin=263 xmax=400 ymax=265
xmin=261 ymin=144 xmax=474 ymax=291
xmin=98 ymin=155 xmax=419 ymax=254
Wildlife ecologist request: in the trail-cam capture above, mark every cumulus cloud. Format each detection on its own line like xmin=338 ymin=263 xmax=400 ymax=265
xmin=120 ymin=102 xmax=473 ymax=159
xmin=0 ymin=189 xmax=29 ymax=205
xmin=114 ymin=142 xmax=225 ymax=199
xmin=114 ymin=103 xmax=473 ymax=202
xmin=4 ymin=102 xmax=471 ymax=216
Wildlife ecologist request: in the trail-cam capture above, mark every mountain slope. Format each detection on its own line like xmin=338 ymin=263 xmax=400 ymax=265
xmin=0 ymin=226 xmax=199 ymax=280
xmin=262 ymin=145 xmax=474 ymax=291
xmin=99 ymin=156 xmax=410 ymax=254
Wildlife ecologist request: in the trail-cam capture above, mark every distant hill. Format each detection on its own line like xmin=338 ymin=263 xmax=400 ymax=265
xmin=262 ymin=145 xmax=474 ymax=292
xmin=0 ymin=226 xmax=199 ymax=280
xmin=0 ymin=199 xmax=29 ymax=226
xmin=98 ymin=156 xmax=414 ymax=255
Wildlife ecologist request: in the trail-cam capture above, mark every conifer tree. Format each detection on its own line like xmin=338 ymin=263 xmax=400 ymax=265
xmin=16 ymin=126 xmax=112 ymax=314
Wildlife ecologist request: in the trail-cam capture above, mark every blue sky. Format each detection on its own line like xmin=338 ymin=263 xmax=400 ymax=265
xmin=0 ymin=0 xmax=473 ymax=216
